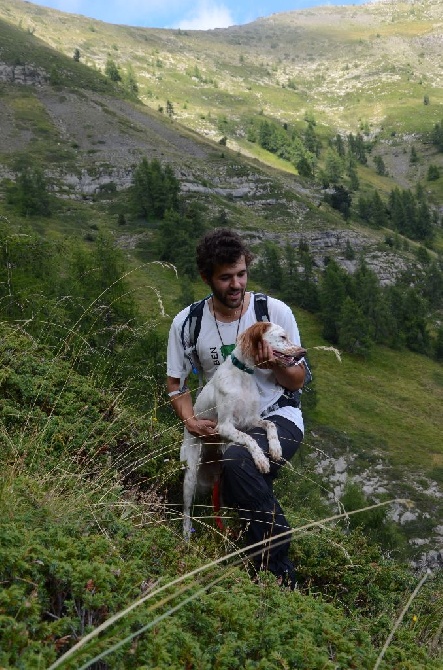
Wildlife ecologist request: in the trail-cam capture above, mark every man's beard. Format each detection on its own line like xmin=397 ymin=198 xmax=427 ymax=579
xmin=210 ymin=284 xmax=245 ymax=310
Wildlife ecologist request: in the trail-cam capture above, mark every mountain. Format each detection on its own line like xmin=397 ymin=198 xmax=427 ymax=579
xmin=0 ymin=0 xmax=442 ymax=267
xmin=0 ymin=1 xmax=443 ymax=666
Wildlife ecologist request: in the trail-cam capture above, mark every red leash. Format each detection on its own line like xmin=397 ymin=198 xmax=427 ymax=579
xmin=212 ymin=480 xmax=224 ymax=531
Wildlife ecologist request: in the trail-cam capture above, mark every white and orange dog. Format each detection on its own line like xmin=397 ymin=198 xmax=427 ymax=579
xmin=181 ymin=321 xmax=306 ymax=538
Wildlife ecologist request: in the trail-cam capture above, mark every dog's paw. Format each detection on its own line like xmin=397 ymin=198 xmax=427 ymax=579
xmin=254 ymin=452 xmax=270 ymax=473
xmin=269 ymin=439 xmax=282 ymax=461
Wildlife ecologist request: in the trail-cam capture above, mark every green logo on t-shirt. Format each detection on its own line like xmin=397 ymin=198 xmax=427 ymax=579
xmin=220 ymin=343 xmax=235 ymax=360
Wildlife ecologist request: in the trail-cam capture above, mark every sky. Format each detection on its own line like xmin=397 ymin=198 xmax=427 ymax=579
xmin=29 ymin=0 xmax=376 ymax=31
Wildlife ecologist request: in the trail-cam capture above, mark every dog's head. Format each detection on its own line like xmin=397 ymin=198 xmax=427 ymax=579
xmin=237 ymin=321 xmax=306 ymax=366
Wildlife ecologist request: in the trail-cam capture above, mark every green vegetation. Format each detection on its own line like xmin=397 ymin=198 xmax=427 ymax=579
xmin=0 ymin=0 xmax=442 ymax=665
xmin=6 ymin=164 xmax=52 ymax=216
xmin=0 ymin=18 xmax=122 ymax=96
xmin=0 ymin=229 xmax=442 ymax=668
xmin=253 ymin=241 xmax=443 ymax=361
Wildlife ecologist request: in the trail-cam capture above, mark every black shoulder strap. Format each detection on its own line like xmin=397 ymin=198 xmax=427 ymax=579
xmin=253 ymin=292 xmax=270 ymax=322
xmin=180 ymin=294 xmax=211 ymax=374
xmin=180 ymin=297 xmax=207 ymax=348
xmin=184 ymin=292 xmax=270 ymax=349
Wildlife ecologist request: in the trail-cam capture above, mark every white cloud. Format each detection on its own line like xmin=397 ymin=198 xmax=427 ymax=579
xmin=171 ymin=0 xmax=234 ymax=30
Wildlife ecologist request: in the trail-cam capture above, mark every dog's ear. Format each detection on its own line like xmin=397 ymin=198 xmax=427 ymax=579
xmin=238 ymin=322 xmax=270 ymax=360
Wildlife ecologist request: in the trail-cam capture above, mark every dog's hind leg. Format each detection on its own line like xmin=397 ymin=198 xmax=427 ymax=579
xmin=181 ymin=430 xmax=201 ymax=540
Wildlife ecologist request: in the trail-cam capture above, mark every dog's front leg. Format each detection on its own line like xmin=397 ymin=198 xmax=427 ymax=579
xmin=256 ymin=419 xmax=282 ymax=462
xmin=217 ymin=420 xmax=270 ymax=473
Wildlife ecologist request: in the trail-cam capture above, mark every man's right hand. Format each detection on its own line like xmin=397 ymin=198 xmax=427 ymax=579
xmin=184 ymin=417 xmax=219 ymax=441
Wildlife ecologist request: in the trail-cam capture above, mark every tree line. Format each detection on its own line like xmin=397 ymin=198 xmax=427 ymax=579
xmin=4 ymin=155 xmax=442 ymax=366
xmin=357 ymin=184 xmax=435 ymax=243
xmin=243 ymin=115 xmax=320 ymax=177
xmin=253 ymin=240 xmax=443 ymax=361
xmin=230 ymin=114 xmax=440 ymax=244
xmin=1 ymin=157 xmax=215 ymax=406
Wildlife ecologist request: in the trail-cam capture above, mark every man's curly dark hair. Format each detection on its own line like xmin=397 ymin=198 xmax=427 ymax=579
xmin=196 ymin=228 xmax=254 ymax=279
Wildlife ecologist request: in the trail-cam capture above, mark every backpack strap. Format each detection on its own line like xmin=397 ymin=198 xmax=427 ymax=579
xmin=253 ymin=292 xmax=270 ymax=322
xmin=179 ymin=294 xmax=212 ymax=388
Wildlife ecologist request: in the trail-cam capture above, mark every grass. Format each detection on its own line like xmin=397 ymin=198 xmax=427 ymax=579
xmin=295 ymin=309 xmax=443 ymax=474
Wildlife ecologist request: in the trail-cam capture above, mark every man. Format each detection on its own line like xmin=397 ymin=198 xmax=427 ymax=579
xmin=166 ymin=228 xmax=307 ymax=588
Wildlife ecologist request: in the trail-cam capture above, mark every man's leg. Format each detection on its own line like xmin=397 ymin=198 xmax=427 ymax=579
xmin=221 ymin=416 xmax=303 ymax=587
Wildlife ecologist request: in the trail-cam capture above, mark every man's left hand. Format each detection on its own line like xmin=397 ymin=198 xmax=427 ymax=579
xmin=255 ymin=340 xmax=278 ymax=369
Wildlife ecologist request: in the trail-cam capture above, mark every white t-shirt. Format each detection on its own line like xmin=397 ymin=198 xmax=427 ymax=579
xmin=167 ymin=292 xmax=304 ymax=434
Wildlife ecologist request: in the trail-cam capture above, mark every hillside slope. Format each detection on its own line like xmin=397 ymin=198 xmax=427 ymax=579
xmin=0 ymin=0 xmax=442 ymax=562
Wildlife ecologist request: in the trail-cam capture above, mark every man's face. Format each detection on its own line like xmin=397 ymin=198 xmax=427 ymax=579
xmin=203 ymin=256 xmax=248 ymax=310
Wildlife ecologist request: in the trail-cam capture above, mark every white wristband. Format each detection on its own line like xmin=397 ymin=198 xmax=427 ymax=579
xmin=168 ymin=385 xmax=189 ymax=398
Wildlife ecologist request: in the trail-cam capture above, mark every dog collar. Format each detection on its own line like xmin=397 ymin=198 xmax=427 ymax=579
xmin=230 ymin=354 xmax=254 ymax=374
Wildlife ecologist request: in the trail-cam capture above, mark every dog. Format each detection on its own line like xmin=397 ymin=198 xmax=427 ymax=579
xmin=181 ymin=321 xmax=306 ymax=538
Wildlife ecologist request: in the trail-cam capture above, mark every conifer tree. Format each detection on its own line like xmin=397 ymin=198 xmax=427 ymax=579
xmin=105 ymin=58 xmax=121 ymax=82
xmin=255 ymin=241 xmax=283 ymax=290
xmin=324 ymin=147 xmax=344 ymax=183
xmin=431 ymin=119 xmax=443 ymax=151
xmin=319 ymin=260 xmax=348 ymax=343
xmin=370 ymin=190 xmax=386 ymax=228
xmin=338 ymin=296 xmax=373 ymax=357
xmin=130 ymin=158 xmax=179 ymax=220
xmin=8 ymin=167 xmax=51 ymax=217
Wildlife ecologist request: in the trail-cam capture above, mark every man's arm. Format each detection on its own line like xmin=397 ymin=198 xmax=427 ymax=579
xmin=166 ymin=376 xmax=217 ymax=439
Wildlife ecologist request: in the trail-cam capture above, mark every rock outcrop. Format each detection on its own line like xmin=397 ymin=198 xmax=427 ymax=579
xmin=0 ymin=63 xmax=48 ymax=86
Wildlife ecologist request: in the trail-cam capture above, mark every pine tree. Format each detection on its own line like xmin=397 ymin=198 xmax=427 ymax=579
xmin=123 ymin=65 xmax=138 ymax=94
xmin=166 ymin=100 xmax=174 ymax=118
xmin=370 ymin=190 xmax=386 ymax=228
xmin=374 ymin=155 xmax=386 ymax=176
xmin=8 ymin=167 xmax=51 ymax=217
xmin=351 ymin=261 xmax=380 ymax=339
xmin=338 ymin=296 xmax=373 ymax=357
xmin=415 ymin=200 xmax=433 ymax=242
xmin=434 ymin=327 xmax=443 ymax=361
xmin=298 ymin=249 xmax=320 ymax=312
xmin=105 ymin=58 xmax=121 ymax=82
xmin=130 ymin=158 xmax=180 ymax=220
xmin=324 ymin=148 xmax=344 ymax=183
xmin=255 ymin=242 xmax=283 ymax=290
xmin=431 ymin=119 xmax=443 ymax=151
xmin=282 ymin=243 xmax=299 ymax=303
xmin=319 ymin=260 xmax=348 ymax=343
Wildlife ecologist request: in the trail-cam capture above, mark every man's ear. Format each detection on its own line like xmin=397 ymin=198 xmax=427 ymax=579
xmin=200 ymin=273 xmax=210 ymax=286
